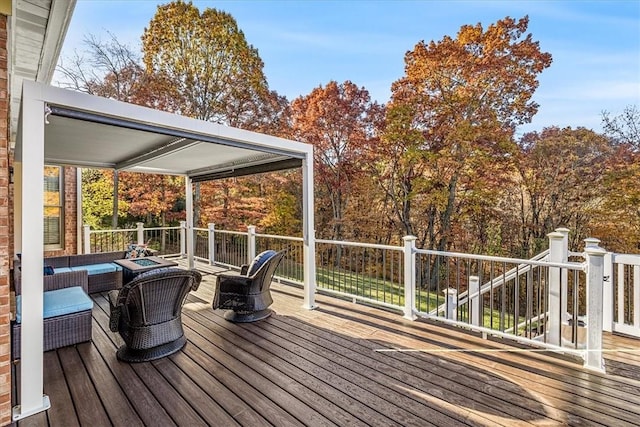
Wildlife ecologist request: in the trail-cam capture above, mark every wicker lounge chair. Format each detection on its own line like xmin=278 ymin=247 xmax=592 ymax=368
xmin=212 ymin=250 xmax=285 ymax=322
xmin=108 ymin=267 xmax=201 ymax=362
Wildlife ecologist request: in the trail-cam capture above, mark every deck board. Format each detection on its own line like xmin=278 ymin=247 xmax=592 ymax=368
xmin=13 ymin=261 xmax=640 ymax=426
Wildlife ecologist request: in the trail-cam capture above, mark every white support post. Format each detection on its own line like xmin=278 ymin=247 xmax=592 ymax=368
xmin=602 ymin=252 xmax=613 ymax=332
xmin=179 ymin=221 xmax=187 ymax=259
xmin=208 ymin=223 xmax=215 ymax=265
xmin=83 ymin=225 xmax=91 ymax=254
xmin=584 ymin=238 xmax=606 ymax=372
xmin=403 ymin=235 xmax=417 ymax=321
xmin=469 ymin=276 xmax=480 ymax=326
xmin=136 ymin=222 xmax=144 ymax=245
xmin=301 ymin=153 xmax=317 ymax=310
xmin=547 ymin=231 xmax=564 ymax=346
xmin=13 ymin=162 xmax=22 ymax=254
xmin=14 ymin=84 xmax=50 ymax=421
xmin=247 ymin=225 xmax=256 ymax=265
xmin=445 ymin=288 xmax=458 ymax=321
xmin=185 ymin=177 xmax=194 ymax=270
xmin=556 ymin=228 xmax=570 ymax=320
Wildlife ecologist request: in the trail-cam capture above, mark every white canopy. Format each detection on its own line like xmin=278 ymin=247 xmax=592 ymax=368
xmin=13 ymin=81 xmax=317 ymax=420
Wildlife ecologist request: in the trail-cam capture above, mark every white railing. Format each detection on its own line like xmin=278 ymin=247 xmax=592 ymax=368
xmin=84 ymin=223 xmax=612 ymax=371
xmin=427 ymin=249 xmax=550 ymax=317
xmin=83 ymin=222 xmax=181 ymax=256
xmin=604 ymin=252 xmax=640 ymax=337
xmin=315 ymin=238 xmax=405 ymax=311
xmin=412 ymin=246 xmax=585 ymax=347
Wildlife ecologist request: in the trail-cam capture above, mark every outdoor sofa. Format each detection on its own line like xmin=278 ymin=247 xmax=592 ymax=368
xmin=15 ymin=247 xmax=154 ymax=294
xmin=12 ymin=268 xmax=93 ymax=359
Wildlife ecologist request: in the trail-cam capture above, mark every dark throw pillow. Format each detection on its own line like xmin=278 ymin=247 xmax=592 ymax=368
xmin=247 ymin=250 xmax=277 ymax=277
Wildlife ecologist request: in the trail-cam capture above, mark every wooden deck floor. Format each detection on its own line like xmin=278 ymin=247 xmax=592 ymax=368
xmin=13 ymin=263 xmax=640 ymax=426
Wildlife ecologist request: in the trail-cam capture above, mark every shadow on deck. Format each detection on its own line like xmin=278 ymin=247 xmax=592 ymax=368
xmin=12 ymin=259 xmax=640 ymax=426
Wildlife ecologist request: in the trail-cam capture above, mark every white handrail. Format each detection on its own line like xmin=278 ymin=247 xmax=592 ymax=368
xmin=316 ymin=238 xmax=403 ymax=252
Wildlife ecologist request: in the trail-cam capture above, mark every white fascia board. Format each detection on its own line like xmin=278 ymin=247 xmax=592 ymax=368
xmin=37 ymin=0 xmax=77 ymax=83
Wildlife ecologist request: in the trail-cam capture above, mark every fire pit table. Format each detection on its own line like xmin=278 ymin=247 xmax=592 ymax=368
xmin=113 ymin=256 xmax=179 ymax=283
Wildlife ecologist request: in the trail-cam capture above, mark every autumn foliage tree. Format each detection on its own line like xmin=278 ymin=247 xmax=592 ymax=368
xmin=593 ymin=105 xmax=640 ymax=251
xmin=291 ymin=81 xmax=384 ymax=240
xmin=142 ymin=1 xmax=289 ymax=227
xmin=379 ymin=16 xmax=552 ymax=252
xmin=142 ymin=1 xmax=269 ymax=126
xmin=119 ymin=173 xmax=185 ymax=226
xmin=508 ymin=127 xmax=613 ymax=255
xmin=61 ymin=9 xmax=640 ymax=263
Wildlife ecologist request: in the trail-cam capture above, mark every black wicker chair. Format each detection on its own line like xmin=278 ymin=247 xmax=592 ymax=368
xmin=108 ymin=267 xmax=201 ymax=362
xmin=212 ymin=250 xmax=285 ymax=322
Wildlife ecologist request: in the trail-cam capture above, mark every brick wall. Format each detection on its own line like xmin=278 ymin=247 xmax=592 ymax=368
xmin=0 ymin=13 xmax=11 ymax=426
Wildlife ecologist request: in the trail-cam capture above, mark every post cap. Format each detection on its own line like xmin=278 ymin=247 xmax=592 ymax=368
xmin=584 ymin=237 xmax=601 ymax=248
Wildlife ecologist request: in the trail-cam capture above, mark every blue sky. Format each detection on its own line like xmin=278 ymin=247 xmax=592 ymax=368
xmin=58 ymin=0 xmax=640 ymax=136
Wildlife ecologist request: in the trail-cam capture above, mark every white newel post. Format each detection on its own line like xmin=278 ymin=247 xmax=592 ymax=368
xmin=469 ymin=276 xmax=480 ymax=326
xmin=556 ymin=228 xmax=570 ymax=320
xmin=402 ymin=235 xmax=417 ymax=321
xmin=602 ymin=252 xmax=613 ymax=332
xmin=247 ymin=225 xmax=256 ymax=264
xmin=547 ymin=231 xmax=564 ymax=346
xmin=208 ymin=223 xmax=216 ymax=265
xmin=445 ymin=288 xmax=458 ymax=321
xmin=179 ymin=221 xmax=186 ymax=258
xmin=136 ymin=222 xmax=144 ymax=245
xmin=584 ymin=238 xmax=606 ymax=372
xmin=83 ymin=225 xmax=91 ymax=254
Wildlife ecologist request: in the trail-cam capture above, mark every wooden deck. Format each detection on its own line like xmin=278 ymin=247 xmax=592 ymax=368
xmin=13 ymin=262 xmax=640 ymax=426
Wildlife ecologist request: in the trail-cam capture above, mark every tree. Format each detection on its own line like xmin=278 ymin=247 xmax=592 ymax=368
xmin=595 ymin=106 xmax=640 ymax=251
xmin=258 ymin=171 xmax=303 ymax=236
xmin=56 ymin=32 xmax=143 ymax=100
xmin=56 ymin=32 xmax=178 ymax=110
xmin=290 ymin=81 xmax=384 ymax=240
xmin=57 ymin=32 xmax=182 ymax=228
xmin=142 ymin=1 xmax=269 ymax=126
xmin=119 ymin=173 xmax=185 ymax=227
xmin=379 ymin=16 xmax=552 ymax=253
xmin=512 ymin=127 xmax=613 ymax=255
xmin=602 ymin=105 xmax=640 ymax=149
xmin=142 ymin=1 xmax=275 ymax=226
xmin=82 ymin=169 xmax=130 ymax=228
xmin=198 ymin=178 xmax=265 ymax=230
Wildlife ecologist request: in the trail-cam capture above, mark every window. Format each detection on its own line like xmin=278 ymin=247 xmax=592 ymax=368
xmin=44 ymin=166 xmax=64 ymax=249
